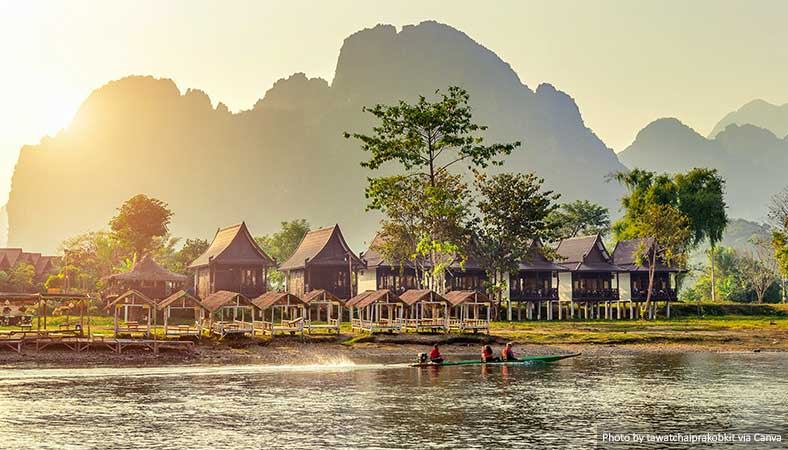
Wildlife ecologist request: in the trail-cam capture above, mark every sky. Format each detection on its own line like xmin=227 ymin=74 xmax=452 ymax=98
xmin=1 ymin=0 xmax=786 ymax=205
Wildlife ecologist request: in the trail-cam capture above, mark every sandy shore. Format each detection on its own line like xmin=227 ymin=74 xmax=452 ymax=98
xmin=0 ymin=331 xmax=784 ymax=369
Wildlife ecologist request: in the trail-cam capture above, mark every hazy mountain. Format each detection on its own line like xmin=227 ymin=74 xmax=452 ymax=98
xmin=689 ymin=218 xmax=771 ymax=266
xmin=0 ymin=205 xmax=6 ymax=247
xmin=619 ymin=117 xmax=788 ymax=220
xmin=710 ymin=99 xmax=788 ymax=139
xmin=7 ymin=21 xmax=626 ymax=253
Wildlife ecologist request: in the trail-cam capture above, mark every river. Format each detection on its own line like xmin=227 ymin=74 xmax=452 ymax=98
xmin=0 ymin=352 xmax=786 ymax=449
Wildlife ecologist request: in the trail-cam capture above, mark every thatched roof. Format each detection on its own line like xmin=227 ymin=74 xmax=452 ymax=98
xmin=302 ymin=289 xmax=343 ymax=304
xmin=346 ymin=289 xmax=403 ymax=308
xmin=399 ymin=289 xmax=447 ymax=306
xmin=201 ymin=290 xmax=250 ymax=313
xmin=251 ymin=292 xmax=305 ymax=310
xmin=157 ymin=290 xmax=206 ymax=310
xmin=188 ymin=222 xmax=274 ymax=269
xmin=555 ymin=234 xmax=625 ymax=272
xmin=612 ymin=238 xmax=684 ymax=273
xmin=107 ymin=289 xmax=156 ymax=307
xmin=443 ymin=290 xmax=491 ymax=306
xmin=279 ymin=225 xmax=364 ymax=271
xmin=107 ymin=254 xmax=189 ymax=283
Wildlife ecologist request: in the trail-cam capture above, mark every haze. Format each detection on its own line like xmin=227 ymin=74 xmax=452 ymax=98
xmin=1 ymin=0 xmax=787 ymax=205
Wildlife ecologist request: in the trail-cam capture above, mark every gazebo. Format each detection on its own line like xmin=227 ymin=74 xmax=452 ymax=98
xmin=157 ymin=290 xmax=207 ymax=338
xmin=201 ymin=290 xmax=254 ymax=338
xmin=302 ymin=289 xmax=344 ymax=334
xmin=107 ymin=289 xmax=156 ymax=337
xmin=400 ymin=289 xmax=449 ymax=333
xmin=444 ymin=290 xmax=492 ymax=334
xmin=251 ymin=292 xmax=306 ymax=336
xmin=104 ymin=254 xmax=189 ymax=300
xmin=346 ymin=289 xmax=405 ymax=333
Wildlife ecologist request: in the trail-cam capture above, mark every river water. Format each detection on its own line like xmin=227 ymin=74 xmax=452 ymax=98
xmin=0 ymin=352 xmax=786 ymax=449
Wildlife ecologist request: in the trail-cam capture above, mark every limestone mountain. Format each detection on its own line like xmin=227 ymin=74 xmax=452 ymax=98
xmin=7 ymin=21 xmax=626 ymax=253
xmin=709 ymin=99 xmax=788 ymax=139
xmin=619 ymin=117 xmax=788 ymax=220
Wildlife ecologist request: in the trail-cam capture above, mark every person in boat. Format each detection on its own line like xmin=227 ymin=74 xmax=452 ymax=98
xmin=502 ymin=342 xmax=517 ymax=361
xmin=481 ymin=345 xmax=500 ymax=363
xmin=429 ymin=344 xmax=444 ymax=364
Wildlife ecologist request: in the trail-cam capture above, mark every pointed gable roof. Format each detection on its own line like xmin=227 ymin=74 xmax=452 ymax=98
xmin=279 ymin=224 xmax=364 ymax=271
xmin=612 ymin=238 xmax=683 ymax=272
xmin=0 ymin=249 xmax=24 ymax=270
xmin=188 ymin=222 xmax=274 ymax=269
xmin=107 ymin=254 xmax=189 ymax=283
xmin=555 ymin=234 xmax=624 ymax=272
xmin=518 ymin=241 xmax=569 ymax=272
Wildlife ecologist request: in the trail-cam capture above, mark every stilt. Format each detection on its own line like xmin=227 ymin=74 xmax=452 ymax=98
xmin=517 ymin=302 xmax=522 ymax=321
xmin=666 ymin=300 xmax=671 ymax=319
xmin=584 ymin=302 xmax=588 ymax=319
xmin=537 ymin=301 xmax=542 ymax=320
xmin=616 ymin=300 xmax=621 ymax=319
xmin=570 ymin=300 xmax=575 ymax=319
xmin=629 ymin=301 xmax=634 ymax=320
xmin=558 ymin=301 xmax=563 ymax=320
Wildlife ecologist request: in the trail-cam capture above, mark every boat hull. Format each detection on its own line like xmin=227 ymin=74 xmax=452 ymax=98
xmin=409 ymin=353 xmax=580 ymax=367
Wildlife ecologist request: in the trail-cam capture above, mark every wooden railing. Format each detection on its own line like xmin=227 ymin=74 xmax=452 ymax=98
xmin=571 ymin=288 xmax=620 ymax=300
xmin=631 ymin=288 xmax=677 ymax=301
xmin=509 ymin=288 xmax=559 ymax=301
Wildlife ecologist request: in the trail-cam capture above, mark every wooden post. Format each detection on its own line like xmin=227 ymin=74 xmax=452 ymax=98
xmin=570 ymin=299 xmax=575 ymax=319
xmin=666 ymin=300 xmax=671 ymax=319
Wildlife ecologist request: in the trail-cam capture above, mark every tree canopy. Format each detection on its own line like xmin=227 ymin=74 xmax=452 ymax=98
xmin=547 ymin=200 xmax=610 ymax=240
xmin=256 ymin=219 xmax=311 ymax=290
xmin=109 ymin=194 xmax=173 ymax=258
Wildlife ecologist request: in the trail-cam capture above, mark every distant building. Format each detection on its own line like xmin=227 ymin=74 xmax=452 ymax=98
xmin=0 ymin=248 xmax=60 ymax=284
xmin=187 ymin=222 xmax=276 ymax=299
xmin=555 ymin=234 xmax=625 ymax=309
xmin=279 ymin=225 xmax=364 ymax=300
xmin=612 ymin=237 xmax=682 ymax=303
xmin=104 ymin=254 xmax=189 ymax=300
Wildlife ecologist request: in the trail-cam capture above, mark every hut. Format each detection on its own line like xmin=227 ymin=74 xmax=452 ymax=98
xmin=346 ymin=289 xmax=405 ymax=333
xmin=202 ymin=290 xmax=255 ymax=338
xmin=445 ymin=258 xmax=488 ymax=293
xmin=104 ymin=254 xmax=189 ymax=300
xmin=156 ymin=290 xmax=207 ymax=337
xmin=358 ymin=233 xmax=420 ymax=294
xmin=279 ymin=225 xmax=365 ymax=300
xmin=302 ymin=289 xmax=343 ymax=334
xmin=251 ymin=292 xmax=306 ymax=336
xmin=556 ymin=234 xmax=626 ymax=320
xmin=107 ymin=290 xmax=156 ymax=337
xmin=0 ymin=292 xmax=90 ymax=352
xmin=400 ymin=289 xmax=449 ymax=333
xmin=612 ymin=238 xmax=684 ymax=319
xmin=188 ymin=222 xmax=275 ymax=299
xmin=507 ymin=242 xmax=569 ymax=321
xmin=445 ymin=290 xmax=492 ymax=334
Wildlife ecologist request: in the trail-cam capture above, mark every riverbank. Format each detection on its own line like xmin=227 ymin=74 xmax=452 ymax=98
xmin=0 ymin=315 xmax=785 ymax=368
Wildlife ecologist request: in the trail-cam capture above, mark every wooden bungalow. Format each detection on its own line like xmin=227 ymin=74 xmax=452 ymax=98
xmin=612 ymin=238 xmax=684 ymax=319
xmin=201 ymin=290 xmax=255 ymax=338
xmin=400 ymin=289 xmax=449 ymax=333
xmin=0 ymin=249 xmax=60 ymax=288
xmin=107 ymin=290 xmax=155 ymax=337
xmin=346 ymin=289 xmax=405 ymax=333
xmin=302 ymin=289 xmax=343 ymax=334
xmin=556 ymin=234 xmax=626 ymax=320
xmin=444 ymin=290 xmax=491 ymax=334
xmin=507 ymin=242 xmax=570 ymax=321
xmin=445 ymin=258 xmax=488 ymax=294
xmin=358 ymin=233 xmax=420 ymax=294
xmin=251 ymin=292 xmax=306 ymax=336
xmin=188 ymin=222 xmax=275 ymax=299
xmin=104 ymin=254 xmax=189 ymax=300
xmin=279 ymin=225 xmax=365 ymax=300
xmin=156 ymin=290 xmax=207 ymax=338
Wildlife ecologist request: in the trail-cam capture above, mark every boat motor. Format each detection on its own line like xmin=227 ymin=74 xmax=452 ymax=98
xmin=417 ymin=353 xmax=428 ymax=364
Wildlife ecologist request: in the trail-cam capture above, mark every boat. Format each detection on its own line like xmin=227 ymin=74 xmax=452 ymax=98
xmin=409 ymin=353 xmax=580 ymax=367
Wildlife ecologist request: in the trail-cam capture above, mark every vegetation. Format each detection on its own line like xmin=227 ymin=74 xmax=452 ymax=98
xmin=547 ymin=200 xmax=610 ymax=240
xmin=0 ymin=262 xmax=37 ymax=293
xmin=255 ymin=219 xmax=311 ymax=290
xmin=109 ymin=194 xmax=174 ymax=258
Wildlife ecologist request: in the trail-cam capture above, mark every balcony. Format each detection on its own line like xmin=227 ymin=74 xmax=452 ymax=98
xmin=631 ymin=288 xmax=677 ymax=301
xmin=572 ymin=288 xmax=619 ymax=301
xmin=509 ymin=288 xmax=558 ymax=301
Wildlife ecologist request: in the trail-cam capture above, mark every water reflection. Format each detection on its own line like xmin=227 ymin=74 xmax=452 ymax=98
xmin=0 ymin=353 xmax=786 ymax=449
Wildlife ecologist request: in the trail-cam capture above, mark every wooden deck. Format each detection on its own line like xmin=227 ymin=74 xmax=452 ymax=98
xmin=0 ymin=334 xmax=195 ymax=354
xmin=403 ymin=318 xmax=447 ymax=333
xmin=254 ymin=318 xmax=304 ymax=336
xmin=447 ymin=318 xmax=490 ymax=334
xmin=351 ymin=318 xmax=403 ymax=333
xmin=305 ymin=319 xmax=340 ymax=334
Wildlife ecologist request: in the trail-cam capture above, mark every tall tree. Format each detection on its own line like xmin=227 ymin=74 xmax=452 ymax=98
xmin=346 ymin=87 xmax=519 ymax=291
xmin=768 ymin=187 xmax=788 ymax=303
xmin=739 ymin=237 xmax=778 ymax=304
xmin=631 ymin=204 xmax=691 ymax=318
xmin=472 ymin=171 xmax=560 ymax=309
xmin=109 ymin=194 xmax=173 ymax=258
xmin=547 ymin=200 xmax=610 ymax=240
xmin=256 ymin=219 xmax=310 ymax=290
xmin=170 ymin=238 xmax=210 ymax=274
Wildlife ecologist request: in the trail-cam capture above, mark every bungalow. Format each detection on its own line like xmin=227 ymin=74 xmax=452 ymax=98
xmin=188 ymin=222 xmax=275 ymax=299
xmin=359 ymin=233 xmax=420 ymax=294
xmin=556 ymin=234 xmax=626 ymax=319
xmin=507 ymin=242 xmax=569 ymax=320
xmin=104 ymin=254 xmax=189 ymax=300
xmin=279 ymin=225 xmax=364 ymax=300
xmin=612 ymin=237 xmax=683 ymax=319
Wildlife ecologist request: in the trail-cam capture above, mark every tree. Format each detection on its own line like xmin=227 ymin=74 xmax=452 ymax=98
xmin=547 ymin=200 xmax=610 ymax=240
xmin=768 ymin=187 xmax=788 ymax=303
xmin=472 ymin=171 xmax=560 ymax=310
xmin=256 ymin=219 xmax=310 ymax=290
xmin=739 ymin=237 xmax=778 ymax=304
xmin=346 ymin=87 xmax=519 ymax=292
xmin=675 ymin=168 xmax=728 ymax=302
xmin=170 ymin=238 xmax=210 ymax=274
xmin=109 ymin=194 xmax=173 ymax=258
xmin=631 ymin=204 xmax=691 ymax=319
xmin=59 ymin=231 xmax=125 ymax=291
xmin=0 ymin=262 xmax=36 ymax=293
